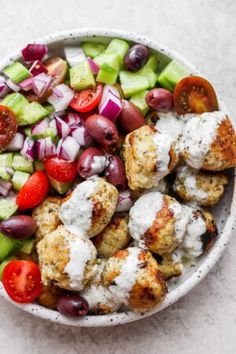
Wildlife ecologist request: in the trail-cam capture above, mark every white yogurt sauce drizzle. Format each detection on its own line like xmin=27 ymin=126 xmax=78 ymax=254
xmin=59 ymin=177 xmax=99 ymax=236
xmin=64 ymin=236 xmax=97 ymax=290
xmin=169 ymin=203 xmax=190 ymax=242
xmin=153 ymin=132 xmax=173 ymax=180
xmin=128 ymin=192 xmax=164 ymax=245
xmin=155 ymin=111 xmax=185 ymax=139
xmin=91 ymin=156 xmax=107 ymax=175
xmin=109 ymin=247 xmax=141 ymax=304
xmin=176 ymin=165 xmax=208 ymax=200
xmin=179 ymin=111 xmax=225 ymax=169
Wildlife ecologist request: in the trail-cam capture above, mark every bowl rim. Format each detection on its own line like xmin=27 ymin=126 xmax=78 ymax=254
xmin=0 ymin=27 xmax=235 ymax=327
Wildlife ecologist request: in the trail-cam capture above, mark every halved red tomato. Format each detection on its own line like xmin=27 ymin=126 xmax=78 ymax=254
xmin=2 ymin=260 xmax=42 ymax=303
xmin=0 ymin=105 xmax=17 ymax=150
xmin=70 ymin=83 xmax=103 ymax=113
xmin=174 ymin=76 xmax=219 ymax=115
xmin=44 ymin=156 xmax=77 ymax=183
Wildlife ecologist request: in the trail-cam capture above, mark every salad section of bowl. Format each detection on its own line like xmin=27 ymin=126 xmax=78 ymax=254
xmin=0 ymin=28 xmax=235 ymax=327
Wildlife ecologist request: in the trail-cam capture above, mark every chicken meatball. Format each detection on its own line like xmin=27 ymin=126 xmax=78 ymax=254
xmin=32 ymin=197 xmax=62 ymax=241
xmin=182 ymin=207 xmax=218 ymax=257
xmin=155 ymin=254 xmax=183 ymax=280
xmin=59 ymin=177 xmax=118 ymax=238
xmin=37 ymin=225 xmax=97 ymax=291
xmin=93 ymin=213 xmax=131 ymax=258
xmin=173 ymin=165 xmax=228 ymax=207
xmin=81 ymin=260 xmax=121 ymax=314
xmin=37 ymin=285 xmax=62 ymax=310
xmin=180 ymin=111 xmax=236 ymax=171
xmin=128 ymin=192 xmax=189 ymax=255
xmin=102 ymin=247 xmax=167 ymax=312
xmin=123 ymin=125 xmax=178 ymax=190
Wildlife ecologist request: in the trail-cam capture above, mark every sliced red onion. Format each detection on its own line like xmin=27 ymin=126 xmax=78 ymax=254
xmin=0 ymin=179 xmax=12 ymax=197
xmin=58 ymin=136 xmax=80 ymax=161
xmin=6 ymin=78 xmax=21 ymax=92
xmin=71 ymin=126 xmax=92 ymax=146
xmin=64 ymin=46 xmax=86 ymax=67
xmin=31 ymin=118 xmax=50 ymax=136
xmin=54 ymin=115 xmax=70 ymax=138
xmin=116 ymin=190 xmax=133 ymax=212
xmin=5 ymin=132 xmax=24 ymax=151
xmin=0 ymin=75 xmax=10 ymax=98
xmin=32 ymin=73 xmax=52 ymax=97
xmin=48 ymin=84 xmax=74 ymax=112
xmin=64 ymin=112 xmax=82 ymax=127
xmin=29 ymin=60 xmax=48 ymax=76
xmin=49 ymin=119 xmax=57 ymax=134
xmin=21 ymin=137 xmax=35 ymax=160
xmin=44 ymin=137 xmax=56 ymax=157
xmin=19 ymin=77 xmax=33 ymax=91
xmin=35 ymin=139 xmax=46 ymax=160
xmin=87 ymin=57 xmax=99 ymax=75
xmin=22 ymin=43 xmax=48 ymax=63
xmin=98 ymin=85 xmax=122 ymax=122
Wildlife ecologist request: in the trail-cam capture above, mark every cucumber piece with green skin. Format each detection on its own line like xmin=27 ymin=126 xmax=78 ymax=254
xmin=0 ymin=232 xmax=23 ymax=262
xmin=157 ymin=60 xmax=191 ymax=91
xmin=82 ymin=42 xmax=107 ymax=58
xmin=34 ymin=160 xmax=44 ymax=171
xmin=12 ymin=171 xmax=30 ymax=191
xmin=43 ymin=103 xmax=55 ymax=114
xmin=119 ymin=70 xmax=150 ymax=97
xmin=12 ymin=153 xmax=33 ymax=173
xmin=95 ymin=54 xmax=120 ymax=85
xmin=18 ymin=102 xmax=49 ymax=126
xmin=96 ymin=67 xmax=119 ymax=85
xmin=20 ymin=237 xmax=35 ymax=255
xmin=49 ymin=176 xmax=73 ymax=194
xmin=105 ymin=39 xmax=129 ymax=64
xmin=130 ymin=90 xmax=149 ymax=115
xmin=0 ymin=196 xmax=18 ymax=221
xmin=70 ymin=60 xmax=95 ymax=90
xmin=23 ymin=127 xmax=32 ymax=138
xmin=0 ymin=256 xmax=16 ymax=280
xmin=0 ymin=153 xmax=13 ymax=181
xmin=1 ymin=93 xmax=28 ymax=122
xmin=3 ymin=62 xmax=31 ymax=83
xmin=144 ymin=54 xmax=158 ymax=72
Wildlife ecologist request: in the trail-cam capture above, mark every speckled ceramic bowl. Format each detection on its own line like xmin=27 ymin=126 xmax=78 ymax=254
xmin=0 ymin=28 xmax=235 ymax=327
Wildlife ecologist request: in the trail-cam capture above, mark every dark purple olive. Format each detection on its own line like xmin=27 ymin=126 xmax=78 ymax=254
xmin=0 ymin=215 xmax=37 ymax=240
xmin=145 ymin=88 xmax=173 ymax=112
xmin=105 ymin=155 xmax=127 ymax=190
xmin=84 ymin=114 xmax=119 ymax=150
xmin=118 ymin=100 xmax=146 ymax=133
xmin=57 ymin=294 xmax=89 ymax=317
xmin=77 ymin=147 xmax=107 ymax=178
xmin=124 ymin=44 xmax=149 ymax=72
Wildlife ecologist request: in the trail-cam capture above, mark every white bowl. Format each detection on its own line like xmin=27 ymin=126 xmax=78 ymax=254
xmin=0 ymin=28 xmax=235 ymax=327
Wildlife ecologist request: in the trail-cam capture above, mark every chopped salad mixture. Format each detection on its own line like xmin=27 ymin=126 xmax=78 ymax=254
xmin=0 ymin=37 xmax=235 ymax=317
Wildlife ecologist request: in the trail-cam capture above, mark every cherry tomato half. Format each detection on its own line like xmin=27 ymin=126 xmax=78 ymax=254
xmin=44 ymin=156 xmax=77 ymax=183
xmin=174 ymin=76 xmax=219 ymax=115
xmin=16 ymin=171 xmax=49 ymax=210
xmin=0 ymin=105 xmax=17 ymax=150
xmin=70 ymin=84 xmax=103 ymax=113
xmin=2 ymin=260 xmax=42 ymax=303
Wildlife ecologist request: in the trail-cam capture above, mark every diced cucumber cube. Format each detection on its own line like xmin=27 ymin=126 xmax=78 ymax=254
xmin=1 ymin=93 xmax=29 ymax=123
xmin=34 ymin=160 xmax=44 ymax=171
xmin=20 ymin=237 xmax=35 ymax=255
xmin=43 ymin=103 xmax=55 ymax=114
xmin=12 ymin=154 xmax=33 ymax=173
xmin=49 ymin=176 xmax=73 ymax=194
xmin=18 ymin=102 xmax=49 ymax=126
xmin=96 ymin=67 xmax=119 ymax=85
xmin=0 ymin=196 xmax=18 ymax=221
xmin=0 ymin=153 xmax=13 ymax=181
xmin=140 ymin=67 xmax=157 ymax=87
xmin=119 ymin=70 xmax=150 ymax=97
xmin=130 ymin=90 xmax=149 ymax=115
xmin=3 ymin=62 xmax=31 ymax=84
xmin=70 ymin=60 xmax=95 ymax=90
xmin=12 ymin=171 xmax=30 ymax=191
xmin=145 ymin=54 xmax=158 ymax=72
xmin=23 ymin=127 xmax=32 ymax=138
xmin=94 ymin=53 xmax=120 ymax=70
xmin=157 ymin=60 xmax=191 ymax=91
xmin=105 ymin=39 xmax=129 ymax=64
xmin=0 ymin=232 xmax=22 ymax=262
xmin=0 ymin=256 xmax=16 ymax=280
xmin=82 ymin=42 xmax=107 ymax=58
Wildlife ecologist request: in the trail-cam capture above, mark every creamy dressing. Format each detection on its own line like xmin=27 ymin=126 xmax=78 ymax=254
xmin=91 ymin=156 xmax=107 ymax=175
xmin=182 ymin=207 xmax=206 ymax=257
xmin=128 ymin=192 xmax=164 ymax=245
xmin=179 ymin=111 xmax=225 ymax=168
xmin=59 ymin=177 xmax=99 ymax=236
xmin=64 ymin=236 xmax=97 ymax=290
xmin=144 ymin=178 xmax=168 ymax=194
xmin=155 ymin=111 xmax=185 ymax=139
xmin=109 ymin=247 xmax=141 ymax=304
xmin=169 ymin=203 xmax=190 ymax=242
xmin=153 ymin=132 xmax=173 ymax=180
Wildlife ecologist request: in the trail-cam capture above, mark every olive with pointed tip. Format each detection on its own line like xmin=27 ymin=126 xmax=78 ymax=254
xmin=0 ymin=215 xmax=37 ymax=240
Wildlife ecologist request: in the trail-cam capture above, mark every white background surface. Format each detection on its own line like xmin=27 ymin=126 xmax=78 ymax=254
xmin=0 ymin=0 xmax=236 ymax=353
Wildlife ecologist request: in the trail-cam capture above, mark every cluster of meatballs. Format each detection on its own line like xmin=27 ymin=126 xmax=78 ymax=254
xmin=33 ymin=109 xmax=236 ymax=315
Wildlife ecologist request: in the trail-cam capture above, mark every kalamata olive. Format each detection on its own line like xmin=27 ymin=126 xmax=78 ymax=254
xmin=0 ymin=215 xmax=37 ymax=240
xmin=43 ymin=57 xmax=68 ymax=87
xmin=84 ymin=114 xmax=119 ymax=150
xmin=146 ymin=88 xmax=173 ymax=112
xmin=124 ymin=44 xmax=149 ymax=72
xmin=77 ymin=147 xmax=107 ymax=178
xmin=57 ymin=294 xmax=89 ymax=317
xmin=118 ymin=100 xmax=145 ymax=132
xmin=105 ymin=155 xmax=127 ymax=190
